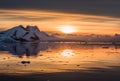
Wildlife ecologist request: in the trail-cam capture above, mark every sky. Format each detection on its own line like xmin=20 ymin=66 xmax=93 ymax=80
xmin=0 ymin=0 xmax=120 ymax=34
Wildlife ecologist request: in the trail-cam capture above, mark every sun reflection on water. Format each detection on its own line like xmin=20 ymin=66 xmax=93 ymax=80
xmin=61 ymin=49 xmax=75 ymax=57
xmin=0 ymin=43 xmax=120 ymax=75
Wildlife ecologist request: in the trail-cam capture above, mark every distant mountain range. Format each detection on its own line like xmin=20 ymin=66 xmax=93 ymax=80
xmin=0 ymin=25 xmax=57 ymax=42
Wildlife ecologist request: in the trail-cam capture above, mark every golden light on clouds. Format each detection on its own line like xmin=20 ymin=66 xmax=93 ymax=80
xmin=0 ymin=9 xmax=120 ymax=34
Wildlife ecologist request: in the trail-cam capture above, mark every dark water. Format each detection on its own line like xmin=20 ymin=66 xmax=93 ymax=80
xmin=0 ymin=42 xmax=120 ymax=81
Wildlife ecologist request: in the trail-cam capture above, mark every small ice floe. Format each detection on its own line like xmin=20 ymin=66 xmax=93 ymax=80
xmin=21 ymin=61 xmax=30 ymax=64
xmin=76 ymin=65 xmax=80 ymax=67
xmin=102 ymin=45 xmax=109 ymax=48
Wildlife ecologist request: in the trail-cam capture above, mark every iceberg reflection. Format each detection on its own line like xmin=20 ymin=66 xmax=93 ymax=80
xmin=0 ymin=42 xmax=48 ymax=57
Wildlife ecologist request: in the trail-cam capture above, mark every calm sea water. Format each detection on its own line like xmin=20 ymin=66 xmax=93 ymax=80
xmin=0 ymin=42 xmax=120 ymax=75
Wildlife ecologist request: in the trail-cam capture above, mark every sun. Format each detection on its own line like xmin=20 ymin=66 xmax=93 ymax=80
xmin=59 ymin=25 xmax=76 ymax=34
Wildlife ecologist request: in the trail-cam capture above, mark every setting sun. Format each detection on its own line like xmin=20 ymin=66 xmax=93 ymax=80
xmin=59 ymin=25 xmax=76 ymax=34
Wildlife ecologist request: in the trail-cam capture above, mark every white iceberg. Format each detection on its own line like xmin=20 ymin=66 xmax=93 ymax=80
xmin=0 ymin=25 xmax=57 ymax=42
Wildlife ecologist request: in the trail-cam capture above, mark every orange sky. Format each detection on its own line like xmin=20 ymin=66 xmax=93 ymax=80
xmin=0 ymin=9 xmax=120 ymax=35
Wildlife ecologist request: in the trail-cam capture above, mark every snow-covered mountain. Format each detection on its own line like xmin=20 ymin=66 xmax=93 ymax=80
xmin=0 ymin=25 xmax=57 ymax=42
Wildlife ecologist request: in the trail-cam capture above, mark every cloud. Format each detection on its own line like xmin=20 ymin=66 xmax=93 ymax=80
xmin=0 ymin=10 xmax=59 ymax=21
xmin=0 ymin=0 xmax=120 ymax=18
xmin=0 ymin=9 xmax=119 ymax=24
xmin=1 ymin=15 xmax=56 ymax=21
xmin=0 ymin=9 xmax=119 ymax=34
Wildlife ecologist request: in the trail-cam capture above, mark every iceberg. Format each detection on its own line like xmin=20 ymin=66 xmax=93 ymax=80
xmin=0 ymin=25 xmax=57 ymax=42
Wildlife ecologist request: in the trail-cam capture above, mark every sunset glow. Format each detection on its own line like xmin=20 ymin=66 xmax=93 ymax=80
xmin=0 ymin=0 xmax=120 ymax=81
xmin=59 ymin=25 xmax=76 ymax=34
xmin=0 ymin=9 xmax=119 ymax=35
